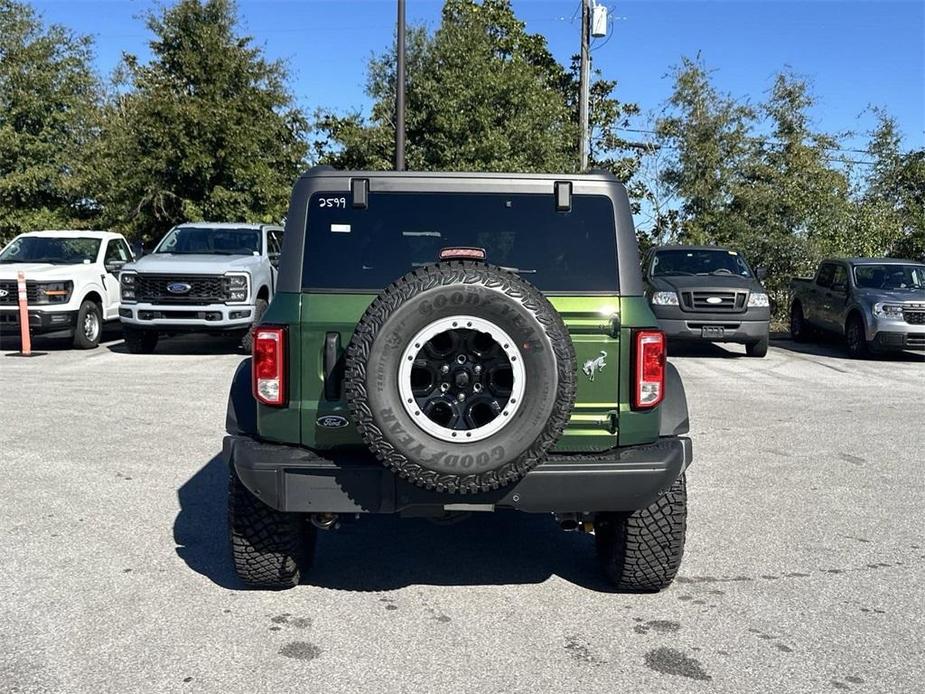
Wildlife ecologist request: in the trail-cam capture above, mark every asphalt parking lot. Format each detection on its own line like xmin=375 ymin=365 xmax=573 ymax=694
xmin=1 ymin=331 xmax=922 ymax=694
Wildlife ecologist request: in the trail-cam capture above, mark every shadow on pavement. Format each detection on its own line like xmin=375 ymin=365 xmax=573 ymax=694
xmin=175 ymin=453 xmax=614 ymax=593
xmin=0 ymin=323 xmax=123 ymax=353
xmin=667 ymin=340 xmax=743 ymax=359
xmin=770 ymin=335 xmax=925 ymax=363
xmin=108 ymin=333 xmax=245 ymax=356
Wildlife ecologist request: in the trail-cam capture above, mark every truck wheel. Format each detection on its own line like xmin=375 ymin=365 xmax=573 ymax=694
xmin=123 ymin=326 xmax=159 ymax=354
xmin=228 ymin=469 xmax=315 ymax=589
xmin=745 ymin=336 xmax=768 ymax=358
xmin=845 ymin=315 xmax=870 ymax=359
xmin=789 ymin=302 xmax=809 ymax=342
xmin=594 ymin=473 xmax=687 ymax=592
xmin=72 ymin=300 xmax=102 ymax=349
xmin=241 ymin=298 xmax=268 ymax=353
xmin=345 ymin=261 xmax=576 ymax=494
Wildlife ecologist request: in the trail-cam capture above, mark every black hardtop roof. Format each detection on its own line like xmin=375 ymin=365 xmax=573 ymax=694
xmin=298 ymin=165 xmax=618 ymax=182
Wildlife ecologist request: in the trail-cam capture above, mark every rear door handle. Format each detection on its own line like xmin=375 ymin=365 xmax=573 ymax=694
xmin=323 ymin=332 xmax=342 ymax=401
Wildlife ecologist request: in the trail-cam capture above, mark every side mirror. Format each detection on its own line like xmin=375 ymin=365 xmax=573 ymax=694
xmin=105 ymin=261 xmax=126 ymax=274
xmin=755 ymin=267 xmax=768 ymax=281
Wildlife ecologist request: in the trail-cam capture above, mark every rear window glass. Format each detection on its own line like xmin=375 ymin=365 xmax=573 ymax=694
xmin=301 ymin=192 xmax=618 ymax=292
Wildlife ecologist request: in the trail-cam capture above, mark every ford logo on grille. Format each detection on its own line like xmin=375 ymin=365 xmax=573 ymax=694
xmin=0 ymin=289 xmax=8 ymax=298
xmin=706 ymin=296 xmax=723 ymax=304
xmin=167 ymin=282 xmax=192 ymax=294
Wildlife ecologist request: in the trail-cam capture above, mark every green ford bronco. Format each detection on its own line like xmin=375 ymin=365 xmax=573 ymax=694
xmin=223 ymin=168 xmax=692 ymax=590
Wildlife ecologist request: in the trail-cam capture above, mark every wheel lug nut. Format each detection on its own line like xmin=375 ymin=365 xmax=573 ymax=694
xmin=456 ymin=354 xmax=466 ymax=364
xmin=473 ymin=365 xmax=482 ymax=375
xmin=440 ymin=383 xmax=450 ymax=392
xmin=457 ymin=393 xmax=466 ymax=401
xmin=441 ymin=364 xmax=450 ymax=373
xmin=473 ymin=383 xmax=482 ymax=393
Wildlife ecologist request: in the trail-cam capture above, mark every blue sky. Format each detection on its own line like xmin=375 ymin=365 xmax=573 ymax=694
xmin=31 ymin=0 xmax=925 ymax=155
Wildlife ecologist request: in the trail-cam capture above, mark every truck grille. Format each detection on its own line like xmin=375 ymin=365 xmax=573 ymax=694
xmin=134 ymin=274 xmax=225 ymax=304
xmin=0 ymin=280 xmax=39 ymax=305
xmin=681 ymin=290 xmax=746 ymax=313
xmin=903 ymin=310 xmax=925 ymax=325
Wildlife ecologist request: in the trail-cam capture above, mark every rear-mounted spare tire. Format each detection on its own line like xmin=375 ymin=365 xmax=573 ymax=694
xmin=345 ymin=261 xmax=576 ymax=494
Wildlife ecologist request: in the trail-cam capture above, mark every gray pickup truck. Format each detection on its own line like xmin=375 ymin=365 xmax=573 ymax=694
xmin=790 ymin=258 xmax=925 ymax=357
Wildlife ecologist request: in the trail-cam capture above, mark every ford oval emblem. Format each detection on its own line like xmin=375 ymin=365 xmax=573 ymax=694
xmin=706 ymin=296 xmax=723 ymax=304
xmin=0 ymin=289 xmax=8 ymax=298
xmin=317 ymin=415 xmax=349 ymax=429
xmin=167 ymin=282 xmax=192 ymax=294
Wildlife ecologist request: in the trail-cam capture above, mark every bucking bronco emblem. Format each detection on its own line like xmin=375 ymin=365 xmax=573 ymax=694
xmin=582 ymin=350 xmax=607 ymax=381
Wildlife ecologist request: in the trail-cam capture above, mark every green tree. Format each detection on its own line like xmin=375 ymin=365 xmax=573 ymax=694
xmin=92 ymin=0 xmax=307 ymax=241
xmin=0 ymin=0 xmax=101 ymax=242
xmin=316 ymin=0 xmax=639 ymax=182
xmin=654 ymin=55 xmax=754 ymax=245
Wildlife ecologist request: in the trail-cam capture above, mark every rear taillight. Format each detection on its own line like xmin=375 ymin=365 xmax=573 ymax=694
xmin=253 ymin=327 xmax=286 ymax=406
xmin=632 ymin=329 xmax=666 ymax=409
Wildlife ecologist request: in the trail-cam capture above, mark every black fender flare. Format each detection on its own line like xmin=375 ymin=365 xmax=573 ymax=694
xmin=660 ymin=362 xmax=690 ymax=436
xmin=226 ymin=358 xmax=257 ymax=437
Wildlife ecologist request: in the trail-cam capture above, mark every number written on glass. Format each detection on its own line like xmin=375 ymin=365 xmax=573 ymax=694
xmin=319 ymin=197 xmax=347 ymax=208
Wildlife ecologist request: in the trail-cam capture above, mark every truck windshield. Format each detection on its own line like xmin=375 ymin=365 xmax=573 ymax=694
xmin=652 ymin=249 xmax=753 ymax=277
xmin=155 ymin=227 xmax=261 ymax=255
xmin=853 ymin=264 xmax=925 ymax=290
xmin=0 ymin=237 xmax=101 ymax=265
xmin=301 ymin=192 xmax=618 ymax=292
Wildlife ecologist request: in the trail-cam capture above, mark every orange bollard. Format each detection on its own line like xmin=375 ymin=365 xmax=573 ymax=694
xmin=17 ymin=271 xmax=31 ymax=356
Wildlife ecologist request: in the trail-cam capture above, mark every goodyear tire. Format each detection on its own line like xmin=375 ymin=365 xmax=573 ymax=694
xmin=594 ymin=473 xmax=687 ymax=592
xmin=228 ymin=469 xmax=315 ymax=589
xmin=345 ymin=261 xmax=576 ymax=494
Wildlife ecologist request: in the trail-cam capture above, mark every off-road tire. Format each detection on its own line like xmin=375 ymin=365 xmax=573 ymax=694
xmin=746 ymin=336 xmax=768 ymax=358
xmin=123 ymin=326 xmax=159 ymax=354
xmin=345 ymin=261 xmax=576 ymax=494
xmin=228 ymin=469 xmax=315 ymax=589
xmin=789 ymin=302 xmax=809 ymax=342
xmin=241 ymin=297 xmax=268 ymax=353
xmin=72 ymin=299 xmax=102 ymax=349
xmin=845 ymin=314 xmax=870 ymax=359
xmin=594 ymin=473 xmax=687 ymax=591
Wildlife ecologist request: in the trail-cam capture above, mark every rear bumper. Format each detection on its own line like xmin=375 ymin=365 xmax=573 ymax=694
xmin=0 ymin=308 xmax=78 ymax=337
xmin=224 ymin=435 xmax=692 ymax=514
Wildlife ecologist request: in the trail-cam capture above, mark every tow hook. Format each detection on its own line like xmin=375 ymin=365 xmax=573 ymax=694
xmin=311 ymin=513 xmax=340 ymax=530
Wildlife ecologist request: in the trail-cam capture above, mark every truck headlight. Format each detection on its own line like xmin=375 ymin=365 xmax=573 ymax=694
xmin=873 ymin=302 xmax=903 ymax=320
xmin=120 ymin=272 xmax=136 ymax=302
xmin=650 ymin=291 xmax=679 ymax=306
xmin=223 ymin=273 xmax=249 ymax=303
xmin=747 ymin=292 xmax=769 ymax=308
xmin=32 ymin=281 xmax=73 ymax=304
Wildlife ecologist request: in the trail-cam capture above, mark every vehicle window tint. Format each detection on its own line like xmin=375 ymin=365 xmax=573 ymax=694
xmin=302 ymin=192 xmax=618 ymax=292
xmin=651 ymin=249 xmax=752 ymax=277
xmin=831 ymin=265 xmax=848 ymax=291
xmin=268 ymin=230 xmax=281 ymax=255
xmin=105 ymin=240 xmax=129 ymax=263
xmin=816 ymin=264 xmax=835 ymax=288
xmin=854 ymin=264 xmax=925 ymax=290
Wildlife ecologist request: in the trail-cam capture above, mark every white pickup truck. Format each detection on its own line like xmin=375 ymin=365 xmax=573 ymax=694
xmin=0 ymin=230 xmax=133 ymax=348
xmin=118 ymin=222 xmax=283 ymax=353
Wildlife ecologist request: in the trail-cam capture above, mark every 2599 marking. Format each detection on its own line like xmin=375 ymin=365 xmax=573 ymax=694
xmin=319 ymin=197 xmax=347 ymax=208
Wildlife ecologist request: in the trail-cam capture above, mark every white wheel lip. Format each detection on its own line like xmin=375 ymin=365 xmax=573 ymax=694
xmin=397 ymin=315 xmax=526 ymax=443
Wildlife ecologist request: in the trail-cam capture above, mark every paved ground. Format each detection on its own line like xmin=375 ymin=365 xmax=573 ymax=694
xmin=1 ymin=330 xmax=923 ymax=694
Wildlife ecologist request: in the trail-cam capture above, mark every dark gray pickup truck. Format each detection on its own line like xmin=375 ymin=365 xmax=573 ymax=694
xmin=643 ymin=245 xmax=771 ymax=357
xmin=790 ymin=257 xmax=925 ymax=357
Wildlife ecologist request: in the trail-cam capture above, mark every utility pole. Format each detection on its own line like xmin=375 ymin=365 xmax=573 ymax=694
xmin=395 ymin=0 xmax=407 ymax=171
xmin=578 ymin=0 xmax=591 ymax=171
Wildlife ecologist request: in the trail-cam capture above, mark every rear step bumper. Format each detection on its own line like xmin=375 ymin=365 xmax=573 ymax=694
xmin=224 ymin=435 xmax=692 ymax=514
